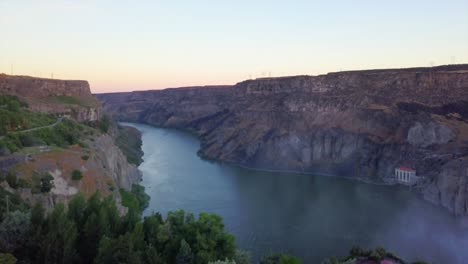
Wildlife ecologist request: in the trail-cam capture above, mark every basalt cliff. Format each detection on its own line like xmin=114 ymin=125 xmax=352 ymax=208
xmin=97 ymin=65 xmax=468 ymax=216
xmin=0 ymin=74 xmax=142 ymax=211
xmin=0 ymin=74 xmax=100 ymax=122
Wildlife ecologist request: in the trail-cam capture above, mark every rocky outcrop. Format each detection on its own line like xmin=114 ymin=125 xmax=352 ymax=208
xmin=0 ymin=74 xmax=101 ymax=122
xmin=407 ymin=122 xmax=455 ymax=147
xmin=0 ymin=74 xmax=141 ymax=211
xmin=97 ymin=65 xmax=468 ymax=216
xmin=5 ymin=132 xmax=142 ymax=211
xmin=93 ymin=134 xmax=142 ymax=190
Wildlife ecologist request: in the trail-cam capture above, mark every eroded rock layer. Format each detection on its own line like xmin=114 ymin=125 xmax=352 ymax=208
xmin=97 ymin=65 xmax=468 ymax=216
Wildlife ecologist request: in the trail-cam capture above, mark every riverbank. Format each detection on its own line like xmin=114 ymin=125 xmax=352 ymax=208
xmin=123 ymin=122 xmax=468 ymax=264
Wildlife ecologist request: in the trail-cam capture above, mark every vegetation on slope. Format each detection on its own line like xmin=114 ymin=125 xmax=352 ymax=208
xmin=115 ymin=125 xmax=144 ymax=165
xmin=0 ymin=95 xmax=99 ymax=154
xmin=120 ymin=184 xmax=150 ymax=213
xmin=0 ymin=95 xmax=54 ymax=136
xmin=0 ymin=118 xmax=93 ymax=153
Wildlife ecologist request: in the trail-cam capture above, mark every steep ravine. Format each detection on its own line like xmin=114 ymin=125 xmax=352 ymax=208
xmin=97 ymin=65 xmax=468 ymax=216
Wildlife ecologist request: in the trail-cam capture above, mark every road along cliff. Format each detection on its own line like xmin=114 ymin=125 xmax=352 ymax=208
xmin=97 ymin=65 xmax=468 ymax=216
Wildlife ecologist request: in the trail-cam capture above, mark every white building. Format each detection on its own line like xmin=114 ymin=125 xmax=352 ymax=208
xmin=395 ymin=166 xmax=419 ymax=184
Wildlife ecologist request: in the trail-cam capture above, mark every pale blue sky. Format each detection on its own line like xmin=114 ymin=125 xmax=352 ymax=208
xmin=1 ymin=0 xmax=467 ymax=92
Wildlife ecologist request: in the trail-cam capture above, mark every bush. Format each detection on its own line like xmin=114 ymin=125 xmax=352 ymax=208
xmin=19 ymin=134 xmax=43 ymax=147
xmin=99 ymin=115 xmax=110 ymax=133
xmin=40 ymin=174 xmax=54 ymax=193
xmin=234 ymin=250 xmax=251 ymax=264
xmin=71 ymin=170 xmax=83 ymax=181
xmin=17 ymin=178 xmax=31 ymax=189
xmin=6 ymin=172 xmax=18 ymax=189
xmin=78 ymin=141 xmax=88 ymax=148
xmin=81 ymin=155 xmax=89 ymax=161
xmin=0 ymin=253 xmax=17 ymax=264
xmin=260 ymin=254 xmax=302 ymax=264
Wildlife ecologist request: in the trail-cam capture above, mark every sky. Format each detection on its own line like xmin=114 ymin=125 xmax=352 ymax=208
xmin=1 ymin=0 xmax=468 ymax=93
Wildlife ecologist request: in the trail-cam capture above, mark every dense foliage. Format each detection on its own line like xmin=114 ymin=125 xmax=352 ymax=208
xmin=0 ymin=192 xmax=239 ymax=264
xmin=0 ymin=95 xmax=54 ymax=136
xmin=115 ymin=125 xmax=144 ymax=165
xmin=120 ymin=184 xmax=151 ymax=213
xmin=0 ymin=118 xmax=90 ymax=153
xmin=71 ymin=170 xmax=83 ymax=181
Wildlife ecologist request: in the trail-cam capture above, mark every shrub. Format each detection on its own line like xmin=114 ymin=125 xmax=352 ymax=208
xmin=6 ymin=172 xmax=18 ymax=189
xmin=99 ymin=115 xmax=110 ymax=133
xmin=81 ymin=155 xmax=89 ymax=161
xmin=260 ymin=254 xmax=302 ymax=264
xmin=71 ymin=170 xmax=83 ymax=181
xmin=40 ymin=174 xmax=54 ymax=192
xmin=0 ymin=253 xmax=17 ymax=264
xmin=17 ymin=178 xmax=31 ymax=189
xmin=234 ymin=250 xmax=251 ymax=264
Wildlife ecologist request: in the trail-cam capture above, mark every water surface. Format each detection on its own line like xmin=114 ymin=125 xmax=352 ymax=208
xmin=123 ymin=122 xmax=468 ymax=264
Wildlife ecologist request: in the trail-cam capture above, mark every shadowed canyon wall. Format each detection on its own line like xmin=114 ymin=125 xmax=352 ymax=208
xmin=97 ymin=65 xmax=468 ymax=216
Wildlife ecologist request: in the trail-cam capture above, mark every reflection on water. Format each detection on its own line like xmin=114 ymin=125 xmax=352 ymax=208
xmin=122 ymin=122 xmax=468 ymax=264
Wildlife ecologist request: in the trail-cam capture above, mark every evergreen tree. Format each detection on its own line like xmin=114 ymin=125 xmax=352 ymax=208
xmin=176 ymin=239 xmax=193 ymax=264
xmin=0 ymin=211 xmax=30 ymax=253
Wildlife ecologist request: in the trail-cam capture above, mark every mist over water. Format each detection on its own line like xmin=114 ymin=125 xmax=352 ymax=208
xmin=123 ymin=122 xmax=468 ymax=264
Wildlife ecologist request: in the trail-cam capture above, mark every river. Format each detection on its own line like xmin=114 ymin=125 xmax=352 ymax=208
xmin=122 ymin=122 xmax=468 ymax=264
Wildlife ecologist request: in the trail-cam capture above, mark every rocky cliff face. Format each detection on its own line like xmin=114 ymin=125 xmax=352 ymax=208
xmin=98 ymin=65 xmax=468 ymax=216
xmin=0 ymin=74 xmax=141 ymax=211
xmin=0 ymin=74 xmax=100 ymax=122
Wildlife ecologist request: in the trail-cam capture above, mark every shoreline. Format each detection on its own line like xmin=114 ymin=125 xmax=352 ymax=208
xmin=120 ymin=121 xmax=468 ymax=222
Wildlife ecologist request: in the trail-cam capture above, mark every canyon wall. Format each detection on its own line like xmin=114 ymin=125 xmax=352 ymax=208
xmin=97 ymin=65 xmax=468 ymax=216
xmin=0 ymin=74 xmax=100 ymax=122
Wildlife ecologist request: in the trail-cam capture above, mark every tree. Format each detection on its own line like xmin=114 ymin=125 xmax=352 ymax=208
xmin=67 ymin=194 xmax=87 ymax=230
xmin=208 ymin=259 xmax=236 ymax=264
xmin=99 ymin=115 xmax=111 ymax=133
xmin=260 ymin=254 xmax=301 ymax=264
xmin=191 ymin=213 xmax=236 ymax=264
xmin=7 ymin=100 xmax=20 ymax=112
xmin=0 ymin=253 xmax=17 ymax=264
xmin=234 ymin=250 xmax=251 ymax=264
xmin=176 ymin=239 xmax=193 ymax=264
xmin=40 ymin=173 xmax=54 ymax=192
xmin=95 ymin=233 xmax=142 ymax=264
xmin=0 ymin=211 xmax=30 ymax=252
xmin=71 ymin=170 xmax=83 ymax=181
xmin=39 ymin=204 xmax=77 ymax=264
xmin=6 ymin=172 xmax=18 ymax=189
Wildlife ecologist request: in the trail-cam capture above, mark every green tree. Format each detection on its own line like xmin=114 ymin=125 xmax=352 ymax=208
xmin=6 ymin=172 xmax=18 ymax=189
xmin=208 ymin=259 xmax=236 ymax=264
xmin=0 ymin=211 xmax=30 ymax=252
xmin=67 ymin=194 xmax=87 ymax=230
xmin=6 ymin=100 xmax=20 ymax=112
xmin=40 ymin=173 xmax=54 ymax=192
xmin=39 ymin=204 xmax=77 ymax=264
xmin=71 ymin=170 xmax=83 ymax=181
xmin=234 ymin=250 xmax=251 ymax=264
xmin=0 ymin=253 xmax=17 ymax=264
xmin=95 ymin=233 xmax=142 ymax=264
xmin=260 ymin=254 xmax=301 ymax=264
xmin=176 ymin=239 xmax=193 ymax=264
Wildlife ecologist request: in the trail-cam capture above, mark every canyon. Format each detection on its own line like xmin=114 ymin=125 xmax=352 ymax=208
xmin=97 ymin=65 xmax=468 ymax=217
